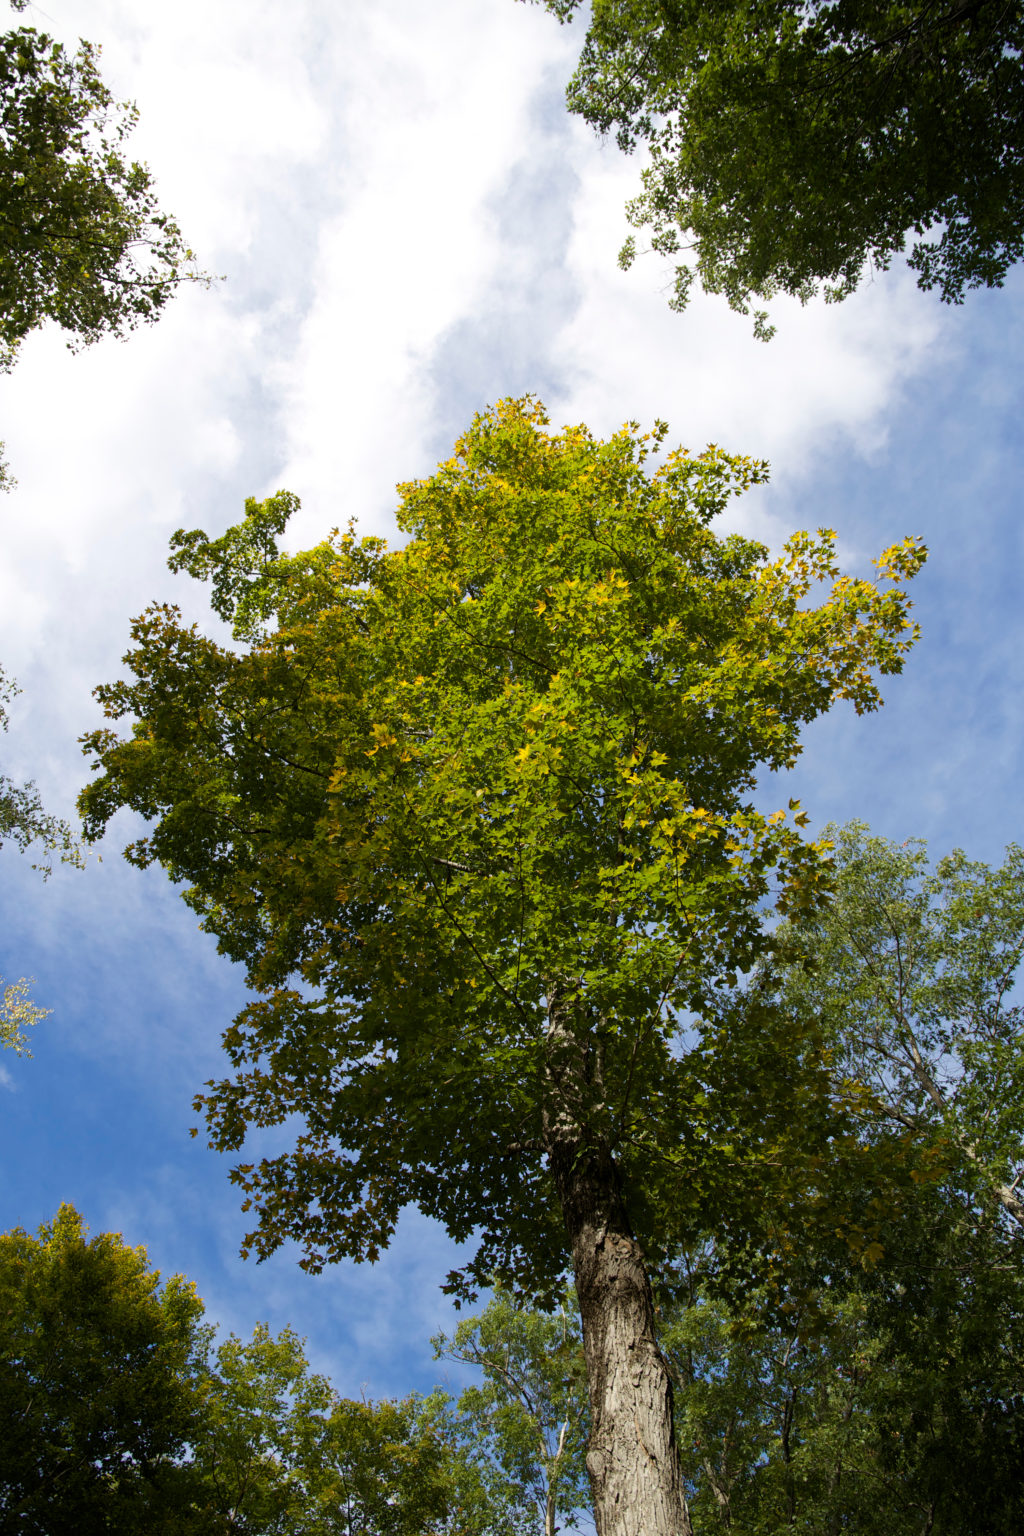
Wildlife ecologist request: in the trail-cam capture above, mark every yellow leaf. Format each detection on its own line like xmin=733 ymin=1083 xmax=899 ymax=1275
xmin=861 ymin=1242 xmax=884 ymax=1271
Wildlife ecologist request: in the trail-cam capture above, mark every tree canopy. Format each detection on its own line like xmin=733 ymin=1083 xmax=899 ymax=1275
xmin=0 ymin=3 xmax=204 ymax=374
xmin=81 ymin=398 xmax=924 ymax=1295
xmin=661 ymin=825 xmax=1024 ymax=1533
xmin=0 ymin=1204 xmax=207 ymax=1535
xmin=190 ymin=1321 xmax=333 ymax=1533
xmin=81 ymin=397 xmax=925 ymax=1536
xmin=529 ymin=0 xmax=1024 ymax=332
xmin=0 ymin=1204 xmax=553 ymax=1536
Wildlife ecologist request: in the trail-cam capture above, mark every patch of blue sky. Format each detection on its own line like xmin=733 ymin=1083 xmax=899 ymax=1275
xmin=757 ymin=272 xmax=1024 ymax=864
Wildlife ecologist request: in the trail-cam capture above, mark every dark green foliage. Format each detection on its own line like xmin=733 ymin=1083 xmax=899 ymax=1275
xmin=0 ymin=1205 xmax=207 ymax=1536
xmin=663 ymin=1183 xmax=1024 ymax=1534
xmin=0 ymin=9 xmax=204 ymax=371
xmin=0 ymin=1206 xmax=551 ymax=1535
xmin=531 ymin=0 xmax=1024 ymax=329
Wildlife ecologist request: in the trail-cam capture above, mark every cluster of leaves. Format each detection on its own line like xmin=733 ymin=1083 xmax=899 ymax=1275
xmin=80 ymin=398 xmax=925 ymax=1306
xmin=1 ymin=663 xmax=81 ymax=874
xmin=665 ymin=1194 xmax=1024 ymax=1535
xmin=770 ymin=821 xmax=1024 ymax=1229
xmin=0 ymin=974 xmax=47 ymax=1054
xmin=531 ymin=0 xmax=1024 ymax=330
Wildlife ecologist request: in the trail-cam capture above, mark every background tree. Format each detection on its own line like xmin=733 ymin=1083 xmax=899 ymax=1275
xmin=309 ymin=1390 xmax=514 ymax=1536
xmin=770 ymin=822 xmax=1024 ymax=1231
xmin=661 ymin=1198 xmax=1024 ymax=1535
xmin=80 ymin=397 xmax=925 ymax=1536
xmin=528 ymin=0 xmax=1024 ymax=335
xmin=434 ymin=1288 xmax=591 ymax=1535
xmin=0 ymin=1201 xmax=549 ymax=1535
xmin=189 ymin=1318 xmax=546 ymax=1534
xmin=189 ymin=1322 xmax=333 ymax=1534
xmin=657 ymin=825 xmax=1024 ymax=1533
xmin=0 ymin=1204 xmax=207 ymax=1536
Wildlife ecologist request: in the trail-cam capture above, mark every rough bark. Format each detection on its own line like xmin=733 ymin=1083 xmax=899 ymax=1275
xmin=543 ymin=984 xmax=692 ymax=1536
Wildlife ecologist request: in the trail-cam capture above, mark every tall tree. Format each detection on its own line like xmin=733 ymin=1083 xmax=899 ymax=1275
xmin=80 ymin=398 xmax=925 ymax=1536
xmin=527 ymin=0 xmax=1024 ymax=334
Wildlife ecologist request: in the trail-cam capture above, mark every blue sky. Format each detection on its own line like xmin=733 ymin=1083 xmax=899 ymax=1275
xmin=0 ymin=0 xmax=1022 ymax=1402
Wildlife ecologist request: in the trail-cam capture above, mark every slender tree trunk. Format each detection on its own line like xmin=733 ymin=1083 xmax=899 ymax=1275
xmin=779 ymin=1389 xmax=796 ymax=1525
xmin=543 ymin=985 xmax=692 ymax=1536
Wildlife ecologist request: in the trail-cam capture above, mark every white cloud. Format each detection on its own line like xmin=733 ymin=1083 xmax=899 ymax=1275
xmin=33 ymin=0 xmax=329 ymax=260
xmin=0 ymin=0 xmax=953 ymax=728
xmin=273 ymin=0 xmax=580 ymax=548
xmin=547 ymin=128 xmax=949 ymax=501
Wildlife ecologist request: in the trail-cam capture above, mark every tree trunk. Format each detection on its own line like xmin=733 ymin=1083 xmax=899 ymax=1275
xmin=543 ymin=986 xmax=693 ymax=1536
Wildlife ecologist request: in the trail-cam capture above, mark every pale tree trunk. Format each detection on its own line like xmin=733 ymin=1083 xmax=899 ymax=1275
xmin=545 ymin=1487 xmax=557 ymax=1536
xmin=545 ymin=1420 xmax=568 ymax=1536
xmin=543 ymin=984 xmax=693 ymax=1536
